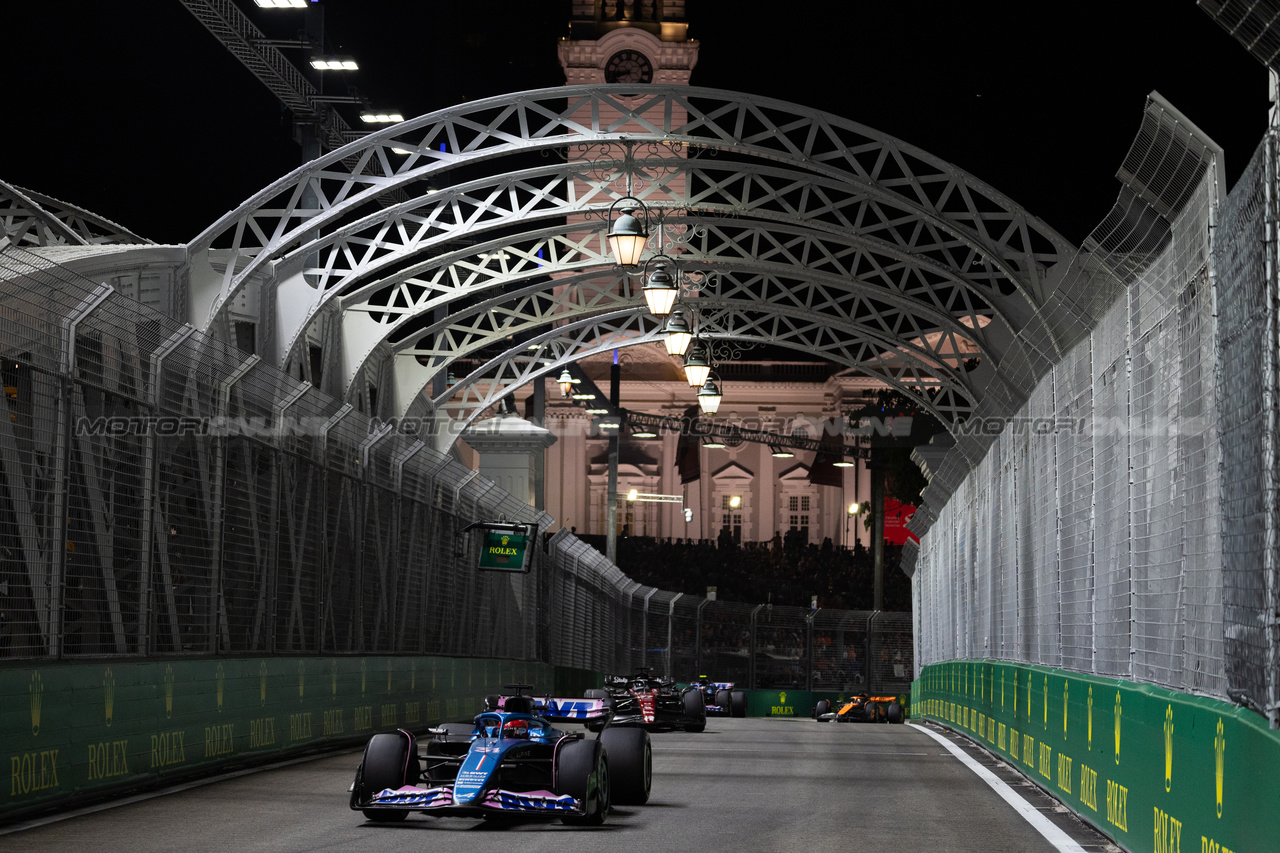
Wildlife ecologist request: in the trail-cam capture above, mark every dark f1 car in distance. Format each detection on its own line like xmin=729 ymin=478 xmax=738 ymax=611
xmin=689 ymin=675 xmax=747 ymax=717
xmin=586 ymin=667 xmax=707 ymax=732
xmin=350 ymin=685 xmax=652 ymax=826
xmin=812 ymin=694 xmax=905 ymax=724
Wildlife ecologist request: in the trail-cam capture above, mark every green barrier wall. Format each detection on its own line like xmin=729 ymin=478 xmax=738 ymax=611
xmin=914 ymin=661 xmax=1275 ymax=853
xmin=1 ymin=657 xmax=593 ymax=822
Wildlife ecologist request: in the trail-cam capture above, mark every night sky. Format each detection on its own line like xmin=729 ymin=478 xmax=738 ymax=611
xmin=3 ymin=2 xmax=1267 ymax=248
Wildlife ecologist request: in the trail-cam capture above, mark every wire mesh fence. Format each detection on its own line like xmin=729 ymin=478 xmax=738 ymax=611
xmin=912 ymin=114 xmax=1277 ymax=726
xmin=0 ymin=248 xmax=914 ymax=691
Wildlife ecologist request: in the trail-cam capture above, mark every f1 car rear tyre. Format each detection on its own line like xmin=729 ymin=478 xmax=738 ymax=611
xmin=714 ymin=688 xmax=732 ymax=710
xmin=556 ymin=738 xmax=609 ymax=825
xmin=813 ymin=699 xmax=831 ymax=719
xmin=730 ymin=691 xmax=747 ymax=718
xmin=887 ymin=702 xmax=903 ymax=724
xmin=682 ymin=688 xmax=707 ymax=732
xmin=600 ymin=727 xmax=652 ymax=805
xmin=358 ymin=731 xmax=417 ymax=822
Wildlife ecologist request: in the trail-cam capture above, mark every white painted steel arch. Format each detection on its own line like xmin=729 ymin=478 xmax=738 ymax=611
xmin=186 ymin=84 xmax=1078 ymax=438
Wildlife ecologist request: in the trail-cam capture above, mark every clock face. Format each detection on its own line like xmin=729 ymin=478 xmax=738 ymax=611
xmin=604 ymin=49 xmax=654 ymax=84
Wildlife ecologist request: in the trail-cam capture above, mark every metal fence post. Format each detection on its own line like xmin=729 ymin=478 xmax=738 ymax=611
xmin=695 ymin=598 xmax=710 ymax=676
xmin=666 ymin=592 xmax=682 ymax=677
xmin=749 ymin=604 xmax=764 ymax=689
xmin=50 ymin=283 xmax=114 ymax=659
xmin=140 ymin=326 xmax=195 ymax=654
xmin=209 ymin=354 xmax=260 ymax=652
xmin=805 ymin=608 xmax=818 ymax=690
xmin=318 ymin=404 xmax=354 ymax=651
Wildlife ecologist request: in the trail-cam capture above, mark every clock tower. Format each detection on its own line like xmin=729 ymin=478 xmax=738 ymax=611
xmin=559 ymin=1 xmax=699 ymax=85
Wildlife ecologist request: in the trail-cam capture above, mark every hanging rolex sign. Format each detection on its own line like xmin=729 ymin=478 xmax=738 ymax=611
xmin=467 ymin=522 xmax=537 ymax=573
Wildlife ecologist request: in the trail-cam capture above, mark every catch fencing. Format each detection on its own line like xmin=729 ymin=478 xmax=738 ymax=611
xmin=0 ymin=247 xmax=909 ymax=694
xmin=909 ymin=105 xmax=1278 ymax=726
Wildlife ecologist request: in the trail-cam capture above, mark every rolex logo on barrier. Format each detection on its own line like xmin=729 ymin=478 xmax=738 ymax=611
xmin=1113 ymin=691 xmax=1122 ymax=765
xmin=30 ymin=671 xmax=43 ymax=736
xmin=216 ymin=662 xmax=226 ymax=713
xmin=164 ymin=665 xmax=174 ymax=719
xmin=104 ymin=667 xmax=116 ymax=727
xmin=1163 ymin=704 xmax=1174 ymax=792
xmin=1214 ymin=717 xmax=1225 ymax=818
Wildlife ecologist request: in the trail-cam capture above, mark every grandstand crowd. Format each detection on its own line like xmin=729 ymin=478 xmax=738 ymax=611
xmin=578 ymin=529 xmax=912 ymax=611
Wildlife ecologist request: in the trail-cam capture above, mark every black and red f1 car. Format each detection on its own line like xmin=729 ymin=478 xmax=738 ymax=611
xmin=689 ymin=675 xmax=747 ymax=717
xmin=812 ymin=694 xmax=904 ymax=724
xmin=350 ymin=685 xmax=652 ymax=826
xmin=587 ymin=668 xmax=707 ymax=732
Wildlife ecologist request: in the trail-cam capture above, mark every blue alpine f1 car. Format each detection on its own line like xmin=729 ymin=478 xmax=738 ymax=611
xmin=350 ymin=686 xmax=652 ymax=825
xmin=689 ymin=675 xmax=748 ymax=717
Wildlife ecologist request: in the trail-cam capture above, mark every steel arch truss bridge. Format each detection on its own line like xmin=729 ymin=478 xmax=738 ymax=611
xmin=186 ymin=85 xmax=1079 ymax=438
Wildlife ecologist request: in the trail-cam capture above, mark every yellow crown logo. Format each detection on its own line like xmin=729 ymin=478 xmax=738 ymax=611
xmin=298 ymin=660 xmax=306 ymax=701
xmin=105 ymin=667 xmax=116 ymax=726
xmin=779 ymin=691 xmax=787 ymax=704
xmin=501 ymin=535 xmax=510 ymax=546
xmin=30 ymin=671 xmax=43 ymax=736
xmin=260 ymin=660 xmax=269 ymax=706
xmin=1114 ymin=691 xmax=1122 ymax=765
xmin=216 ymin=662 xmax=226 ymax=713
xmin=361 ymin=658 xmax=368 ymax=695
xmin=1063 ymin=680 xmax=1068 ymax=740
xmin=1087 ymin=685 xmax=1093 ymax=747
xmin=1214 ymin=717 xmax=1225 ymax=818
xmin=387 ymin=659 xmax=393 ymax=694
xmin=1163 ymin=705 xmax=1174 ymax=791
xmin=331 ymin=660 xmax=338 ymax=698
xmin=164 ymin=665 xmax=174 ymax=719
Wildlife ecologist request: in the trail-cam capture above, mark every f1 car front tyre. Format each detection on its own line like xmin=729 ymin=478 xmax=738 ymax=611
xmin=358 ymin=731 xmax=417 ymax=822
xmin=585 ymin=688 xmax=611 ymax=701
xmin=682 ymin=688 xmax=707 ymax=732
xmin=730 ymin=691 xmax=747 ymax=717
xmin=813 ymin=699 xmax=831 ymax=720
xmin=556 ymin=738 xmax=609 ymax=825
xmin=600 ymin=727 xmax=652 ymax=805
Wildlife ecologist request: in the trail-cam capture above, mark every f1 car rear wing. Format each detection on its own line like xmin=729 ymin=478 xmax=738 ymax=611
xmin=532 ymin=697 xmax=612 ymax=726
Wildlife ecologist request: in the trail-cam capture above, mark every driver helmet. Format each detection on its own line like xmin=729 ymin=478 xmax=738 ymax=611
xmin=502 ymin=719 xmax=530 ymax=739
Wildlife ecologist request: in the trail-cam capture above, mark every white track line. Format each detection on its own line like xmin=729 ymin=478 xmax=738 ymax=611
xmin=909 ymin=723 xmax=1087 ymax=853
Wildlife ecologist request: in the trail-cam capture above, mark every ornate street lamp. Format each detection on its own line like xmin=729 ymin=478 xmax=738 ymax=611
xmin=641 ymin=260 xmax=679 ymax=316
xmin=607 ymin=197 xmax=649 ymax=267
xmin=662 ymin=309 xmax=693 ymax=357
xmin=682 ymin=339 xmax=711 ymax=388
xmin=697 ymin=372 xmax=723 ymax=415
xmin=557 ymin=368 xmax=574 ymax=397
